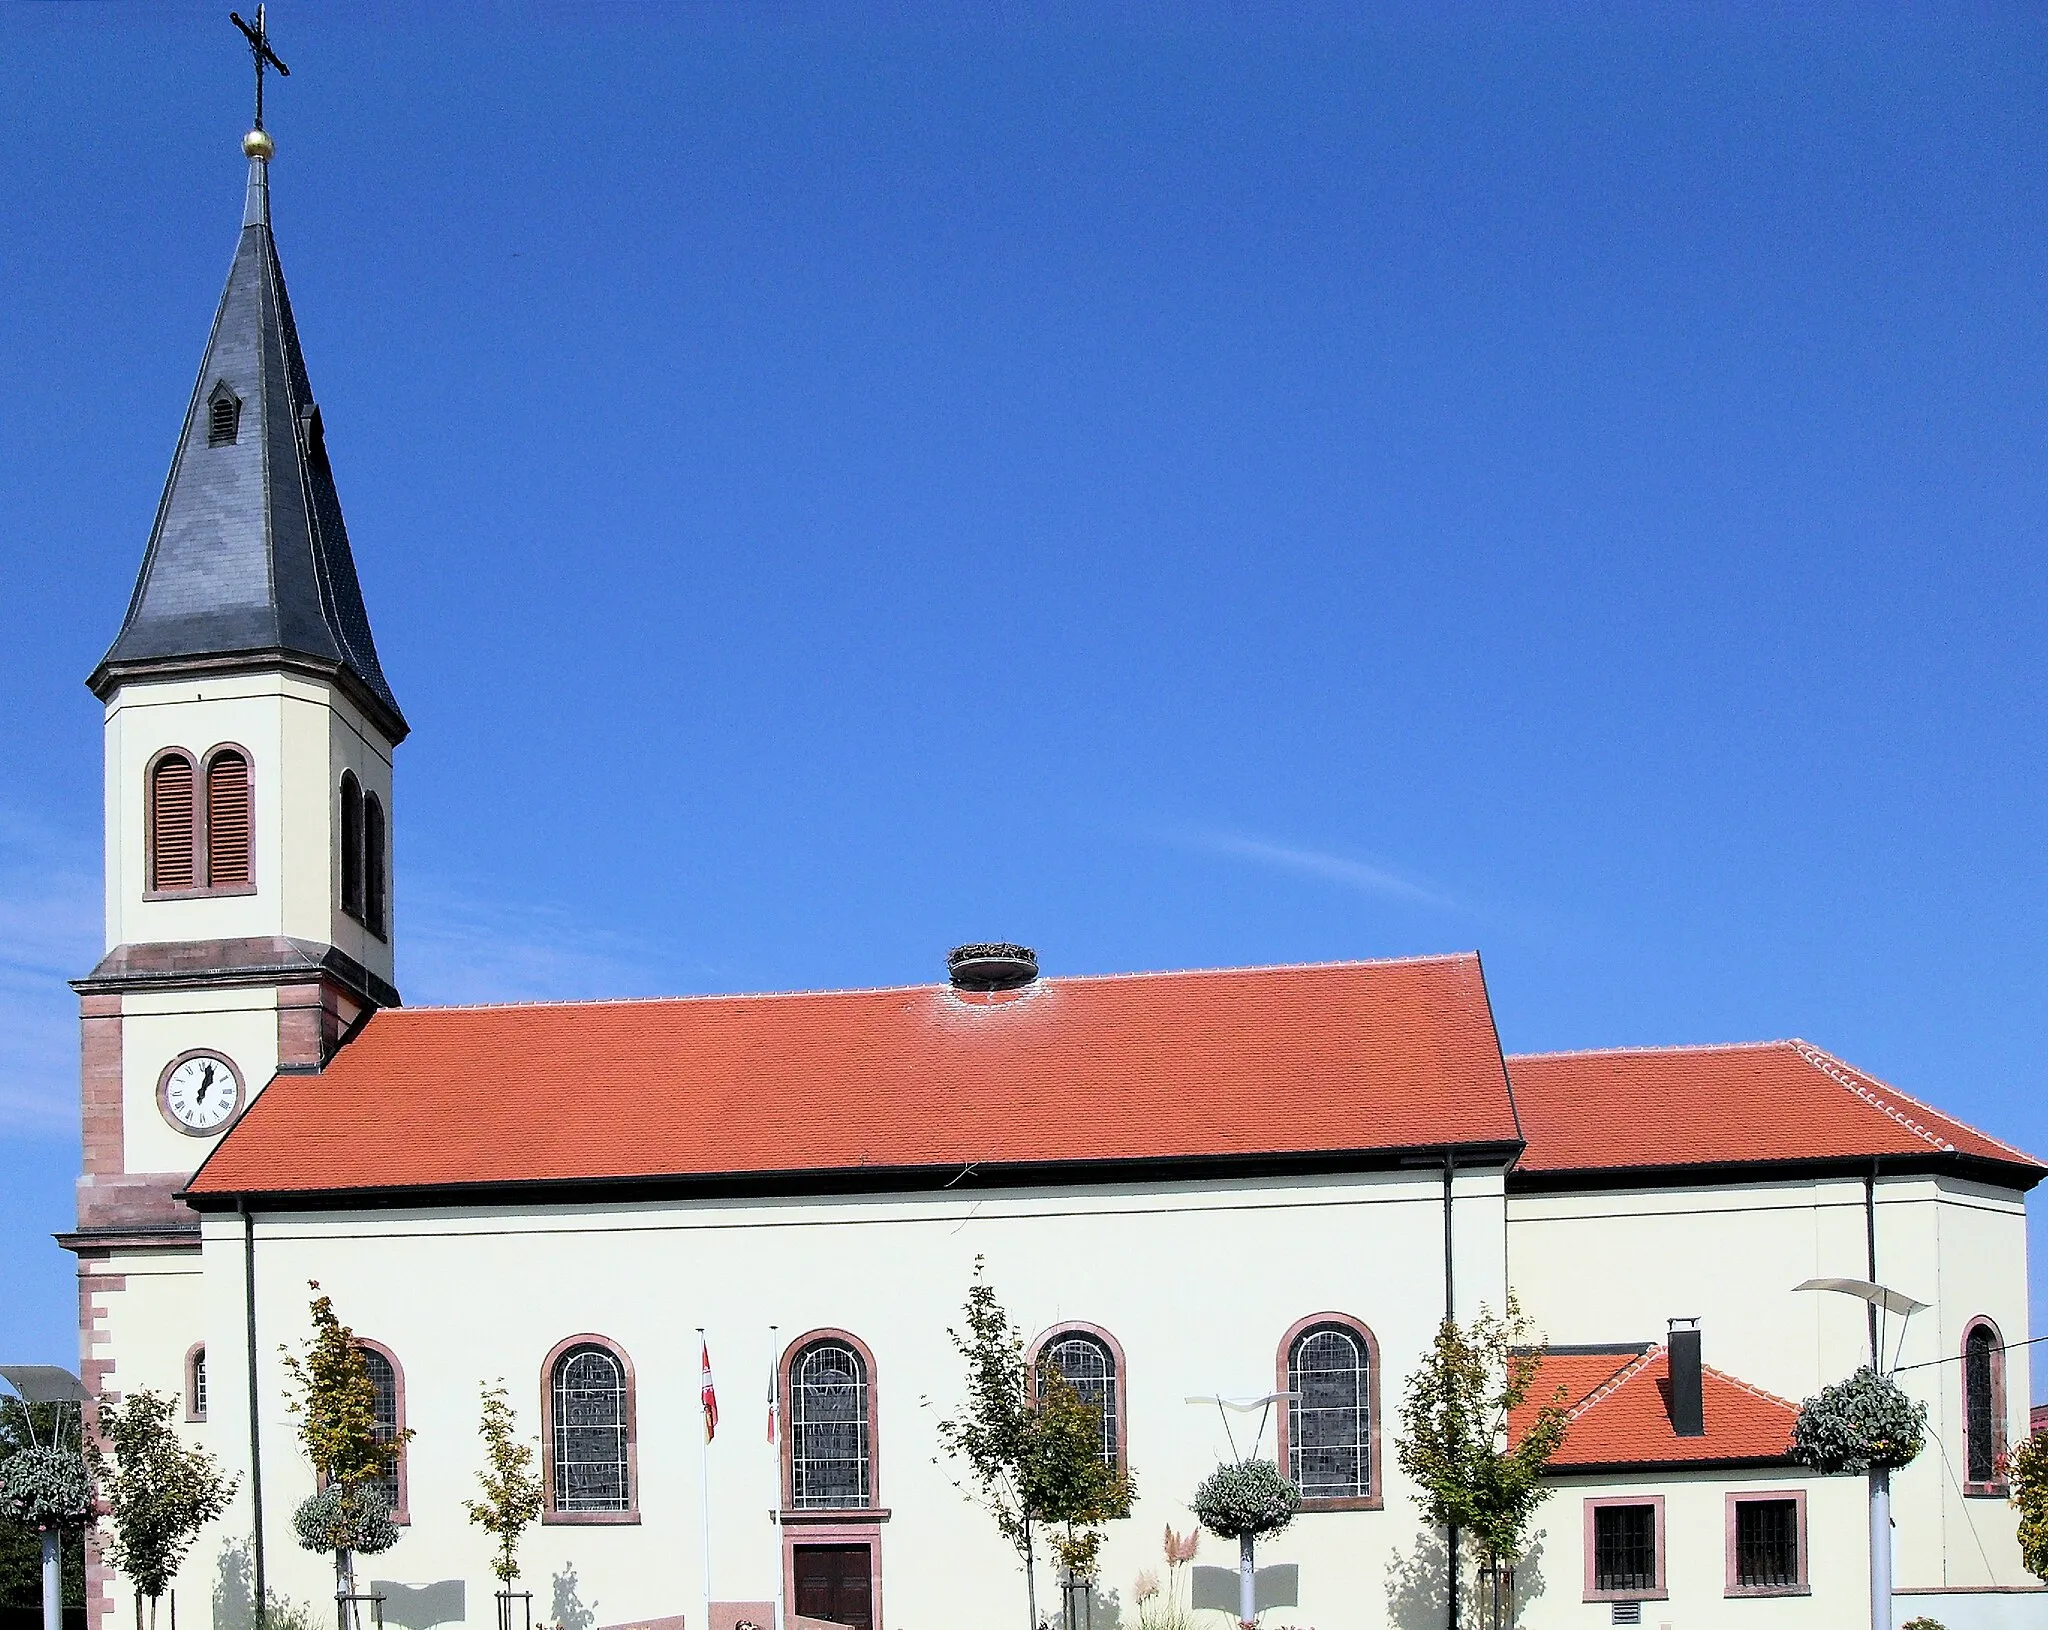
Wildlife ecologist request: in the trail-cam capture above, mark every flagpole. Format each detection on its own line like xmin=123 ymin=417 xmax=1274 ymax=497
xmin=769 ymin=1325 xmax=785 ymax=1630
xmin=698 ymin=1329 xmax=713 ymax=1630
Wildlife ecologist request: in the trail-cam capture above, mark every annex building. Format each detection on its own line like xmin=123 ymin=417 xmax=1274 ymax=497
xmin=64 ymin=130 xmax=2045 ymax=1630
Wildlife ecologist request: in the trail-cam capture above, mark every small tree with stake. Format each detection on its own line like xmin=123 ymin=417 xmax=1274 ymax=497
xmin=933 ymin=1261 xmax=1135 ymax=1630
xmin=89 ymin=1389 xmax=236 ymax=1630
xmin=462 ymin=1381 xmax=544 ymax=1630
xmin=279 ymin=1285 xmax=410 ymax=1630
xmin=1396 ymin=1294 xmax=1569 ymax=1630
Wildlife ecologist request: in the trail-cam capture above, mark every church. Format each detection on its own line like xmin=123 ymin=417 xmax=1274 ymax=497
xmin=62 ymin=107 xmax=2045 ymax=1630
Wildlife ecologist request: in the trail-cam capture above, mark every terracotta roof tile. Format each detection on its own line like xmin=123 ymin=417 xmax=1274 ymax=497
xmin=1505 ymin=1040 xmax=2040 ymax=1177
xmin=1511 ymin=1346 xmax=1799 ymax=1469
xmin=189 ymin=955 xmax=1518 ymax=1197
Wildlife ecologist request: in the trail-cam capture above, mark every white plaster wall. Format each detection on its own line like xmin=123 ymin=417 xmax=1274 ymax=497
xmin=119 ymin=988 xmax=281 ymax=1177
xmin=1517 ymin=1470 xmax=1866 ymax=1630
xmin=103 ymin=673 xmax=395 ymax=984
xmin=1510 ymin=1172 xmax=2039 ymax=1597
xmin=174 ymin=1173 xmax=1481 ymax=1630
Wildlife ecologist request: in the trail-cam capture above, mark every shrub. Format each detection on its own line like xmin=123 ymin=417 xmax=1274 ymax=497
xmin=291 ymin=1485 xmax=398 ymax=1557
xmin=1190 ymin=1460 xmax=1299 ymax=1541
xmin=1791 ymin=1366 xmax=1926 ymax=1475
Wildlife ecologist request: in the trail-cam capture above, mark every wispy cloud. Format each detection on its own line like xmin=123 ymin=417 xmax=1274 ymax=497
xmin=1160 ymin=825 xmax=1462 ymax=913
xmin=0 ymin=809 xmax=101 ymax=1137
xmin=400 ymin=879 xmax=691 ymax=1006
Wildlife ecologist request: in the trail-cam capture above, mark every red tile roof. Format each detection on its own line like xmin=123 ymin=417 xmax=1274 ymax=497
xmin=188 ymin=955 xmax=1518 ymax=1197
xmin=1511 ymin=1346 xmax=1799 ymax=1470
xmin=1506 ymin=1040 xmax=2039 ymax=1177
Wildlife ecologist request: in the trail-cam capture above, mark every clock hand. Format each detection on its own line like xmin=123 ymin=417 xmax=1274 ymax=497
xmin=197 ymin=1063 xmax=214 ymax=1104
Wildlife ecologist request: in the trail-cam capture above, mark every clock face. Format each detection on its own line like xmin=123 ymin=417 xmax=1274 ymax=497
xmin=160 ymin=1053 xmax=241 ymax=1135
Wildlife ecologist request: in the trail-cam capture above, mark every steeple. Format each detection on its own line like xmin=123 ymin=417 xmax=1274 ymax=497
xmin=88 ymin=135 xmax=406 ymax=743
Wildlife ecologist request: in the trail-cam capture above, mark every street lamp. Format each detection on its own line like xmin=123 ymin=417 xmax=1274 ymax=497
xmin=1793 ymin=1278 xmax=1929 ymax=1630
xmin=1 ymin=1365 xmax=92 ymax=1630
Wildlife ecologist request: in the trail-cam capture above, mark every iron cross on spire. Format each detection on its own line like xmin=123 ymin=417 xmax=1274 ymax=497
xmin=229 ymin=6 xmax=290 ymax=133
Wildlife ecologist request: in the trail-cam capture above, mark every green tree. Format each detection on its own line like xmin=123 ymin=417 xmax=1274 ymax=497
xmin=462 ymin=1381 xmax=544 ymax=1605
xmin=2004 ymin=1428 xmax=2048 ymax=1583
xmin=1396 ymin=1294 xmax=1569 ymax=1630
xmin=89 ymin=1389 xmax=237 ymax=1630
xmin=1033 ymin=1371 xmax=1134 ymax=1599
xmin=279 ymin=1284 xmax=411 ymax=1615
xmin=933 ymin=1261 xmax=1134 ymax=1630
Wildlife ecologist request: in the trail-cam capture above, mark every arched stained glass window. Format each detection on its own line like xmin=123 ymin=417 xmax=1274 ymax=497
xmin=1038 ymin=1331 xmax=1119 ymax=1467
xmin=552 ymin=1344 xmax=630 ymax=1512
xmin=789 ymin=1339 xmax=870 ymax=1509
xmin=1287 ymin=1323 xmax=1370 ymax=1499
xmin=360 ymin=1345 xmax=402 ymax=1516
xmin=1964 ymin=1320 xmax=2004 ymax=1489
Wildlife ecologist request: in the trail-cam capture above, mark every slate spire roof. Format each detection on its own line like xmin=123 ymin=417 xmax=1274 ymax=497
xmin=89 ymin=151 xmax=406 ymax=742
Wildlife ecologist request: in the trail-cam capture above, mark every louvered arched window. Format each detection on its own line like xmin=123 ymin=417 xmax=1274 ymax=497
xmin=787 ymin=1336 xmax=873 ymax=1510
xmin=205 ymin=749 xmax=252 ymax=886
xmin=1035 ymin=1327 xmax=1123 ymax=1468
xmin=1963 ymin=1318 xmax=2006 ymax=1493
xmin=547 ymin=1340 xmax=633 ymax=1514
xmin=340 ymin=772 xmax=364 ymax=921
xmin=148 ymin=752 xmax=198 ymax=892
xmin=363 ymin=793 xmax=387 ymax=938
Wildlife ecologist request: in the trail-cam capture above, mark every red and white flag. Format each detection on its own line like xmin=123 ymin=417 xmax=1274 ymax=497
xmin=700 ymin=1336 xmax=719 ymax=1443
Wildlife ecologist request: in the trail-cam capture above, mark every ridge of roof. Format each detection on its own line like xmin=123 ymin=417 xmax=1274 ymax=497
xmin=385 ymin=951 xmax=1485 ymax=1017
xmin=1506 ymin=1038 xmax=1795 ymax=1062
xmin=1565 ymin=1343 xmax=1662 ymax=1421
xmin=1789 ymin=1040 xmax=1955 ymax=1156
xmin=90 ymin=151 xmax=404 ymax=739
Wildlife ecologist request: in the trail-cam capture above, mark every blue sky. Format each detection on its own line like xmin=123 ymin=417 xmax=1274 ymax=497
xmin=2 ymin=5 xmax=2044 ymax=1383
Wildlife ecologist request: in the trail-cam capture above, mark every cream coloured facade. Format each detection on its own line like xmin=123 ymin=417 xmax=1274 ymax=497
xmin=64 ymin=125 xmax=2047 ymax=1630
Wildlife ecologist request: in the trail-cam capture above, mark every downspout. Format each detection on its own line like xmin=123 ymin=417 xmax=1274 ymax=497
xmin=1865 ymin=1162 xmax=1880 ymax=1365
xmin=242 ymin=1201 xmax=266 ymax=1629
xmin=1443 ymin=1151 xmax=1458 ymax=1630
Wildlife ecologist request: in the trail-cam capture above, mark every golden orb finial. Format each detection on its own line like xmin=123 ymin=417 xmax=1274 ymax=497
xmin=242 ymin=128 xmax=275 ymax=160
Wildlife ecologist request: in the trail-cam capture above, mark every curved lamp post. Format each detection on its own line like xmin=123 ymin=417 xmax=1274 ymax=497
xmin=1793 ymin=1278 xmax=1928 ymax=1630
xmin=1 ymin=1365 xmax=92 ymax=1630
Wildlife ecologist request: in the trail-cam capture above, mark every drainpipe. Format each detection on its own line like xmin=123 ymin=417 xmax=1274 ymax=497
xmin=1443 ymin=1151 xmax=1458 ymax=1630
xmin=242 ymin=1202 xmax=266 ymax=1629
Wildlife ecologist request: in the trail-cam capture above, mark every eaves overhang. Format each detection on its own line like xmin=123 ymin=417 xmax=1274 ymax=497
xmin=178 ymin=1136 xmax=1530 ymax=1215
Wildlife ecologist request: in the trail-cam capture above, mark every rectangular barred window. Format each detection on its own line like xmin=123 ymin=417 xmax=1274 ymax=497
xmin=1734 ymin=1498 xmax=1800 ymax=1591
xmin=1592 ymin=1504 xmax=1657 ymax=1594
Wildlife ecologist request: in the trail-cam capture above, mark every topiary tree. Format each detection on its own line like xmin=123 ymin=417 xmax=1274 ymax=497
xmin=1792 ymin=1363 xmax=1927 ymax=1630
xmin=1190 ymin=1459 xmax=1298 ymax=1627
xmin=0 ymin=1398 xmax=92 ymax=1630
xmin=462 ymin=1381 xmax=544 ymax=1624
xmin=89 ymin=1389 xmax=237 ymax=1630
xmin=1790 ymin=1366 xmax=1926 ymax=1475
xmin=279 ymin=1285 xmax=410 ymax=1628
xmin=1031 ymin=1371 xmax=1134 ymax=1624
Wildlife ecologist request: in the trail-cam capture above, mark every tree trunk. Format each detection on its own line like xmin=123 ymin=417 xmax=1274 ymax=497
xmin=1023 ymin=1515 xmax=1038 ymax=1630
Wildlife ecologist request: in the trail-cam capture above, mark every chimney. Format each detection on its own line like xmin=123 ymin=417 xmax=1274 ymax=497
xmin=947 ymin=943 xmax=1038 ymax=992
xmin=1667 ymin=1318 xmax=1704 ymax=1437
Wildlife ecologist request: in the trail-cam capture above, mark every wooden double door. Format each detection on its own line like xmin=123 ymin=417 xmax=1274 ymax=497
xmin=792 ymin=1543 xmax=873 ymax=1630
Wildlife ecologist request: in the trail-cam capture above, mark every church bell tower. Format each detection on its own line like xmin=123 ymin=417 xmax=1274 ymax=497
xmin=71 ymin=109 xmax=406 ymax=1245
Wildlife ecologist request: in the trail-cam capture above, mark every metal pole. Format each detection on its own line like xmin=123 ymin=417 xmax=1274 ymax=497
xmin=1870 ymin=1467 xmax=1891 ymax=1630
xmin=42 ymin=1528 xmax=61 ymax=1630
xmin=1238 ymin=1534 xmax=1254 ymax=1627
xmin=242 ymin=1203 xmax=266 ymax=1629
xmin=697 ymin=1329 xmax=712 ymax=1630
